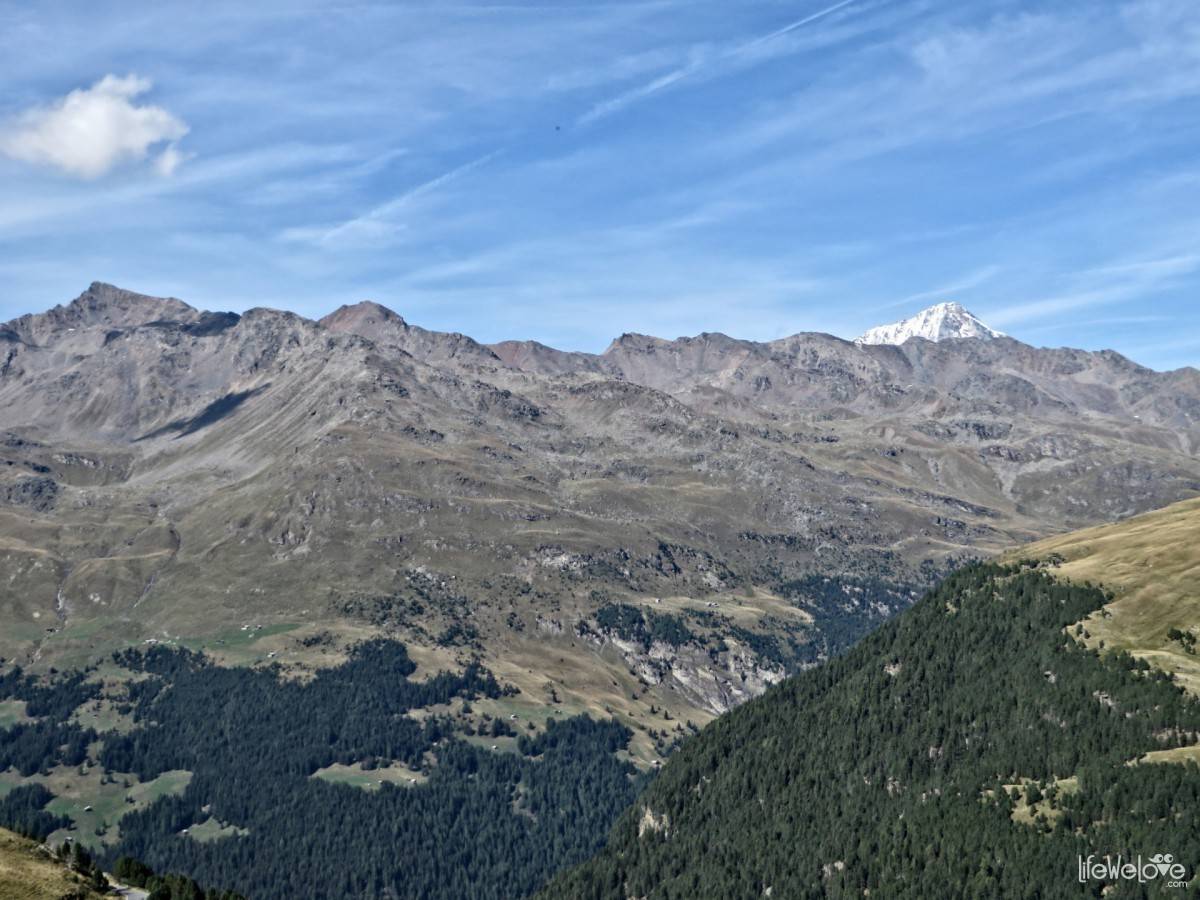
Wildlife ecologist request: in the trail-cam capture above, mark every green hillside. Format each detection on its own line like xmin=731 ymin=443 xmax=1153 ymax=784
xmin=541 ymin=560 xmax=1200 ymax=898
xmin=0 ymin=640 xmax=642 ymax=900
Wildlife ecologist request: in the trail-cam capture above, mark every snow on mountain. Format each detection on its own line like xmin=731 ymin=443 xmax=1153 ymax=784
xmin=855 ymin=302 xmax=1005 ymax=346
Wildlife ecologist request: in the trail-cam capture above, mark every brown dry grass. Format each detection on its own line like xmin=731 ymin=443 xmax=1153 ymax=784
xmin=0 ymin=827 xmax=104 ymax=900
xmin=1013 ymin=497 xmax=1200 ymax=693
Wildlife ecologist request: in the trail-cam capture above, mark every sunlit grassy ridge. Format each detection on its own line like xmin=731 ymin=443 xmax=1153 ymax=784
xmin=0 ymin=827 xmax=104 ymax=900
xmin=1016 ymin=496 xmax=1200 ymax=693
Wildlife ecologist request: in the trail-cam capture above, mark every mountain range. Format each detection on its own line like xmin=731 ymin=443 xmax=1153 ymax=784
xmin=1 ymin=283 xmax=1198 ymax=739
xmin=2 ymin=284 xmax=1200 ymax=899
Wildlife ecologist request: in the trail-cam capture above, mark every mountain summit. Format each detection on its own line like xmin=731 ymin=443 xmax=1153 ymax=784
xmin=856 ymin=301 xmax=1005 ymax=345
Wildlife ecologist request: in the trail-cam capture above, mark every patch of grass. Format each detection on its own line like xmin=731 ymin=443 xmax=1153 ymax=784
xmin=477 ymin=631 xmax=713 ymax=766
xmin=1131 ymin=744 xmax=1200 ymax=766
xmin=0 ymin=623 xmax=52 ymax=645
xmin=0 ymin=700 xmax=31 ymax=729
xmin=629 ymin=589 xmax=813 ymax=628
xmin=52 ymin=616 xmax=121 ymax=643
xmin=311 ymin=761 xmax=426 ymax=792
xmin=85 ymin=661 xmax=151 ymax=686
xmin=68 ymin=697 xmax=135 ymax=735
xmin=462 ymin=734 xmax=520 ymax=755
xmin=31 ymin=616 xmax=144 ymax=674
xmin=178 ymin=622 xmax=301 ymax=656
xmin=185 ymin=816 xmax=249 ymax=843
xmin=1002 ymin=776 xmax=1080 ymax=826
xmin=128 ymin=769 xmax=192 ymax=807
xmin=0 ymin=766 xmax=193 ymax=851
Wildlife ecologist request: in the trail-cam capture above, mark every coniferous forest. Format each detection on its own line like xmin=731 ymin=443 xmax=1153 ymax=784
xmin=541 ymin=562 xmax=1200 ymax=899
xmin=0 ymin=640 xmax=643 ymax=899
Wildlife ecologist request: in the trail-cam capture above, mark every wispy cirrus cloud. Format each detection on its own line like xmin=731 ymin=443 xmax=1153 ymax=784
xmin=989 ymin=251 xmax=1200 ymax=328
xmin=281 ymin=150 xmax=502 ymax=248
xmin=713 ymin=0 xmax=1200 ymax=172
xmin=578 ymin=0 xmax=874 ymax=125
xmin=875 ymin=265 xmax=1002 ymax=312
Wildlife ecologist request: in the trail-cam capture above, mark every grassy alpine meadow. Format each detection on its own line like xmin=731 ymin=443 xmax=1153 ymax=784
xmin=1015 ymin=496 xmax=1200 ymax=693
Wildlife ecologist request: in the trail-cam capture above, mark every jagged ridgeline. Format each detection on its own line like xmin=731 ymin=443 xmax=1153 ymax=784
xmin=541 ymin=563 xmax=1200 ymax=899
xmin=6 ymin=283 xmax=1200 ymax=746
xmin=0 ymin=641 xmax=644 ymax=900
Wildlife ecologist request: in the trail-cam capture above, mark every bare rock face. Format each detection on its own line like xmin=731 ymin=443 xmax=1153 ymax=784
xmin=322 ymin=301 xmax=501 ymax=366
xmin=489 ymin=340 xmax=607 ymax=376
xmin=1 ymin=283 xmax=1198 ymax=729
xmin=8 ymin=281 xmax=203 ymax=340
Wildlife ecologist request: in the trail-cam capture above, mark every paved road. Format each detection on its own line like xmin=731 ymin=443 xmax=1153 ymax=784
xmin=109 ymin=882 xmax=149 ymax=899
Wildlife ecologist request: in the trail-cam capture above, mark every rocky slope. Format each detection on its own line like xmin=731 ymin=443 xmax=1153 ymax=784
xmin=1 ymin=284 xmax=1197 ymax=736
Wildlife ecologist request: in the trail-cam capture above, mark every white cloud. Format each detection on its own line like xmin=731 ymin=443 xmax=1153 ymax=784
xmin=153 ymin=143 xmax=188 ymax=177
xmin=0 ymin=74 xmax=188 ymax=179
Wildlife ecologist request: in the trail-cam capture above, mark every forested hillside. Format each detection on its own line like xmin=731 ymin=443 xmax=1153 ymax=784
xmin=0 ymin=641 xmax=642 ymax=900
xmin=542 ymin=561 xmax=1200 ymax=898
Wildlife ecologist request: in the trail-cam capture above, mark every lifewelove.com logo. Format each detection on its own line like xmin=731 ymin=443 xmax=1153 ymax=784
xmin=1077 ymin=853 xmax=1190 ymax=888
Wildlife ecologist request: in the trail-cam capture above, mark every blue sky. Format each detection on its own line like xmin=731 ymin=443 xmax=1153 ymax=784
xmin=1 ymin=0 xmax=1198 ymax=369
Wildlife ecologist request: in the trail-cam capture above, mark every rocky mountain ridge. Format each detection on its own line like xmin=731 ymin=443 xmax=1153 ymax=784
xmin=1 ymin=283 xmax=1197 ymax=733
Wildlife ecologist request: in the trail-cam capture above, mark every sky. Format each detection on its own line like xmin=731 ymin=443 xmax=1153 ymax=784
xmin=0 ymin=0 xmax=1198 ymax=370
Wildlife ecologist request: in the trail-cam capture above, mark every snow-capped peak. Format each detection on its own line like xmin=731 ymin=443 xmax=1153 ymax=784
xmin=855 ymin=302 xmax=1005 ymax=346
